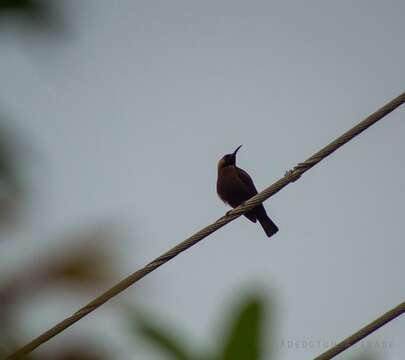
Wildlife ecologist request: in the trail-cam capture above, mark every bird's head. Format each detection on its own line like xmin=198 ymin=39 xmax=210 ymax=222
xmin=217 ymin=145 xmax=242 ymax=169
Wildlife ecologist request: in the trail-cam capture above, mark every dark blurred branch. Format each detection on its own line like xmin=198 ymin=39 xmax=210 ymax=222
xmin=0 ymin=124 xmax=25 ymax=228
xmin=131 ymin=312 xmax=192 ymax=360
xmin=314 ymin=301 xmax=405 ymax=360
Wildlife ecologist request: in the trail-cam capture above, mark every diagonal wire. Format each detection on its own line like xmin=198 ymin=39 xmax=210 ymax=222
xmin=6 ymin=92 xmax=405 ymax=359
xmin=314 ymin=301 xmax=405 ymax=360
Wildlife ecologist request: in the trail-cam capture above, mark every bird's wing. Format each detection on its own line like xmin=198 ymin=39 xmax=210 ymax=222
xmin=235 ymin=167 xmax=258 ymax=198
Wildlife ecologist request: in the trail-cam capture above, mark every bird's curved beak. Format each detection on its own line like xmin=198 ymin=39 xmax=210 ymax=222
xmin=233 ymin=145 xmax=243 ymax=156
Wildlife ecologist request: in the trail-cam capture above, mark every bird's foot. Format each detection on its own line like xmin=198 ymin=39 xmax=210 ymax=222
xmin=226 ymin=202 xmax=247 ymax=217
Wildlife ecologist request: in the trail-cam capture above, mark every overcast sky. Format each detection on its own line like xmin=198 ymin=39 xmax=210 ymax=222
xmin=1 ymin=1 xmax=404 ymax=359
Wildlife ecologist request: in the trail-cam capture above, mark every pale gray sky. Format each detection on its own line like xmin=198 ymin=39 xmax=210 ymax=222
xmin=1 ymin=1 xmax=404 ymax=359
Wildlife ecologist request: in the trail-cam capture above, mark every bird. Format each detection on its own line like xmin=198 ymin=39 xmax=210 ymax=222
xmin=216 ymin=145 xmax=279 ymax=238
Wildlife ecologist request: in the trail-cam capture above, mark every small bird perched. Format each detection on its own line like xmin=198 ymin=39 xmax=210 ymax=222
xmin=217 ymin=145 xmax=279 ymax=238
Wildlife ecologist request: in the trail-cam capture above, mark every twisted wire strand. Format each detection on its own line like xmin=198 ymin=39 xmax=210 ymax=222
xmin=314 ymin=301 xmax=405 ymax=360
xmin=6 ymin=92 xmax=405 ymax=359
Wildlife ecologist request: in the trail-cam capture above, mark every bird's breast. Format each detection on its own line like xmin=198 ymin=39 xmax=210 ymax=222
xmin=217 ymin=166 xmax=245 ymax=205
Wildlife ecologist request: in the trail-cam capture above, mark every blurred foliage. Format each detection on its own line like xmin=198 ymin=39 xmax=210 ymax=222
xmin=1 ymin=344 xmax=109 ymax=360
xmin=130 ymin=293 xmax=380 ymax=360
xmin=130 ymin=294 xmax=267 ymax=360
xmin=0 ymin=0 xmax=47 ymax=23
xmin=0 ymin=227 xmax=116 ymax=359
xmin=0 ymin=0 xmax=50 ymax=22
xmin=0 ymin=340 xmax=111 ymax=360
xmin=40 ymin=343 xmax=109 ymax=360
xmin=45 ymin=227 xmax=115 ymax=288
xmin=0 ymin=0 xmax=44 ymax=13
xmin=0 ymin=0 xmax=64 ymax=35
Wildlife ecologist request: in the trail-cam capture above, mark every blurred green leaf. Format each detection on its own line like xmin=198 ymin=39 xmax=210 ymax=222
xmin=220 ymin=295 xmax=264 ymax=360
xmin=130 ymin=312 xmax=193 ymax=360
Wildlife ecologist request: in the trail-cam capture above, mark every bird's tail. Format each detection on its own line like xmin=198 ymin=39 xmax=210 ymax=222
xmin=257 ymin=214 xmax=279 ymax=238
